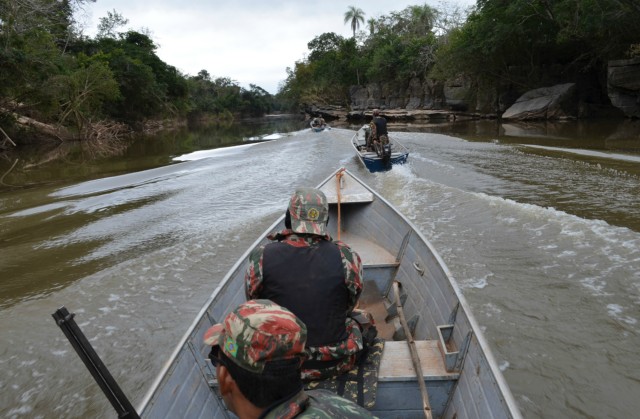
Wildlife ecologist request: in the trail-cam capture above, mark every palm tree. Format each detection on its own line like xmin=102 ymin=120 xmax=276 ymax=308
xmin=408 ymin=5 xmax=436 ymax=35
xmin=344 ymin=6 xmax=365 ymax=38
xmin=367 ymin=18 xmax=376 ymax=35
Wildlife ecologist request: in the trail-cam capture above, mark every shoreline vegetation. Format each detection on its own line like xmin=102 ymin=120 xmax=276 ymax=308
xmin=1 ymin=1 xmax=638 ymax=153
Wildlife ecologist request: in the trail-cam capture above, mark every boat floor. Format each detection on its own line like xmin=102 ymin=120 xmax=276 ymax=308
xmin=337 ymin=232 xmax=397 ymax=266
xmin=336 ymin=231 xmax=398 ymax=339
xmin=358 ymin=282 xmax=396 ymax=340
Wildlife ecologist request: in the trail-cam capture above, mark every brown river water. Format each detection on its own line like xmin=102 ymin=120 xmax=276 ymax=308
xmin=1 ymin=117 xmax=639 ymax=418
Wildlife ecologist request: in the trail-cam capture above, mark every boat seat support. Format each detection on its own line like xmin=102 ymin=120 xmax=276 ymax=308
xmin=384 ymin=293 xmax=408 ymax=322
xmin=437 ymin=325 xmax=472 ymax=373
xmin=393 ymin=314 xmax=419 ymax=341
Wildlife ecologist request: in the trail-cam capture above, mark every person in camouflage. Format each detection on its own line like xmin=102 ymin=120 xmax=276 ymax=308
xmin=204 ymin=299 xmax=374 ymax=418
xmin=245 ymin=187 xmax=366 ymax=380
xmin=371 ymin=109 xmax=388 ymax=145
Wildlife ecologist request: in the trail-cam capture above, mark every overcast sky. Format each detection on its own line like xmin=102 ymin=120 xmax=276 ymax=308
xmin=79 ymin=1 xmax=476 ymax=94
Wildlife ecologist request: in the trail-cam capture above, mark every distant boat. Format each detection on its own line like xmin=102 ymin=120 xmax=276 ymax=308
xmin=135 ymin=167 xmax=521 ymax=419
xmin=310 ymin=118 xmax=328 ymax=132
xmin=351 ymin=126 xmax=409 ymax=172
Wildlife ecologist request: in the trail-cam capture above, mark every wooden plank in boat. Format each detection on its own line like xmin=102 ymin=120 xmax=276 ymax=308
xmin=378 ymin=340 xmax=460 ymax=381
xmin=337 ymin=232 xmax=397 ymax=266
xmin=320 ymin=173 xmax=373 ymax=204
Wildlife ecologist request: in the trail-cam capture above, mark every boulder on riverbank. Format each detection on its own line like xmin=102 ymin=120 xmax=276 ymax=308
xmin=608 ymin=58 xmax=640 ymax=119
xmin=501 ymin=83 xmax=577 ymax=120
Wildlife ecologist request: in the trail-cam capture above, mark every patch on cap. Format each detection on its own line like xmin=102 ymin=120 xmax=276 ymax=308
xmin=288 ymin=187 xmax=328 ymax=236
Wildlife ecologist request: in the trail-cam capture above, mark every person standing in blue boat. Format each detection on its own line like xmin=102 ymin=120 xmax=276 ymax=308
xmin=370 ymin=109 xmax=388 ymax=146
xmin=204 ymin=299 xmax=375 ymax=418
xmin=245 ymin=187 xmax=372 ymax=381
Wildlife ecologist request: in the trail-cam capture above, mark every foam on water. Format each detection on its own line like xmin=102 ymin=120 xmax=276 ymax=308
xmin=607 ymin=304 xmax=638 ymax=325
xmin=172 ymin=142 xmax=257 ymax=161
xmin=525 ymin=145 xmax=640 ymax=163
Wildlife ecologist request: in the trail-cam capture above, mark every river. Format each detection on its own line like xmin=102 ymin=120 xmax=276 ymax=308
xmin=1 ymin=117 xmax=639 ymax=418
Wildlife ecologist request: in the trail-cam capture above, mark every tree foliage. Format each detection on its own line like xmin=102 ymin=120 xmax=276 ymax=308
xmin=0 ymin=0 xmax=276 ymax=143
xmin=4 ymin=0 xmax=638 ymax=142
xmin=280 ymin=4 xmax=444 ymax=105
xmin=433 ymin=0 xmax=640 ymax=88
xmin=48 ymin=61 xmax=120 ymax=130
xmin=280 ymin=1 xmax=640 ymax=109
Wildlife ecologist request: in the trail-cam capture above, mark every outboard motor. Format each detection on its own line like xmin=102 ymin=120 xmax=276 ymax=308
xmin=381 ymin=143 xmax=392 ymax=167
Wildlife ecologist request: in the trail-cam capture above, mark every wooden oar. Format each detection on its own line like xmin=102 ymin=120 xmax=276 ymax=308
xmin=392 ymin=281 xmax=432 ymax=419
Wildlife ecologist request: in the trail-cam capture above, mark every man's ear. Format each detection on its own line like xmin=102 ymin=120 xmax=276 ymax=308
xmin=217 ymin=365 xmax=235 ymax=395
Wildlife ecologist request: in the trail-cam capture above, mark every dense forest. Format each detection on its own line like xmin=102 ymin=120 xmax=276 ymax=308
xmin=0 ymin=0 xmax=277 ymax=145
xmin=281 ymin=0 xmax=640 ymax=112
xmin=1 ymin=0 xmax=639 ymax=145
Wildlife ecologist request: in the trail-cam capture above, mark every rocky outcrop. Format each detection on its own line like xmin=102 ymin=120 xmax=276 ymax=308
xmin=309 ymin=60 xmax=640 ymax=121
xmin=608 ymin=58 xmax=640 ymax=118
xmin=347 ymin=108 xmax=455 ymax=122
xmin=349 ymin=77 xmax=459 ymax=113
xmin=344 ymin=77 xmax=475 ymax=122
xmin=501 ymin=83 xmax=577 ymax=120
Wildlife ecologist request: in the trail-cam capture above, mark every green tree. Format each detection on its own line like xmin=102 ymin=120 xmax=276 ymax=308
xmin=307 ymin=32 xmax=344 ymax=62
xmin=344 ymin=6 xmax=365 ymax=38
xmin=48 ymin=60 xmax=120 ymax=130
xmin=241 ymin=84 xmax=272 ymax=116
xmin=280 ymin=4 xmax=451 ymax=104
xmin=97 ymin=10 xmax=129 ymax=39
xmin=0 ymin=0 xmax=94 ymax=116
xmin=360 ymin=5 xmax=439 ymax=83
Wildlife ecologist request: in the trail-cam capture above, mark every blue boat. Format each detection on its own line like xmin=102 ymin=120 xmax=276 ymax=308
xmin=351 ymin=126 xmax=409 ymax=172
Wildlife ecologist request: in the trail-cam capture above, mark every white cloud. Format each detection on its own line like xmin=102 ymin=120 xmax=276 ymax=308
xmin=82 ymin=0 xmax=476 ymax=94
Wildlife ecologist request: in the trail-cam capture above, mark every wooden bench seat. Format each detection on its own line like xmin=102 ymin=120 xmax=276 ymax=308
xmin=379 ymin=340 xmax=460 ymax=382
xmin=372 ymin=340 xmax=460 ymax=418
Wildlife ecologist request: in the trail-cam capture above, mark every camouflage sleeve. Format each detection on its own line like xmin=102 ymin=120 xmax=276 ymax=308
xmin=305 ymin=389 xmax=375 ymax=418
xmin=335 ymin=241 xmax=363 ymax=312
xmin=244 ymin=246 xmax=265 ymax=300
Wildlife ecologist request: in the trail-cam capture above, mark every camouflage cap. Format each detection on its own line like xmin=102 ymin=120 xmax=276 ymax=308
xmin=288 ymin=187 xmax=329 ymax=236
xmin=203 ymin=299 xmax=307 ymax=374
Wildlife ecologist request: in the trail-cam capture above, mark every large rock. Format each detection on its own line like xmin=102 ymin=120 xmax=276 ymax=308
xmin=501 ymin=83 xmax=577 ymax=120
xmin=349 ymin=85 xmax=369 ymax=110
xmin=349 ymin=79 xmax=471 ymax=112
xmin=443 ymin=76 xmax=471 ymax=111
xmin=405 ymin=78 xmax=423 ymax=110
xmin=608 ymin=58 xmax=640 ymax=118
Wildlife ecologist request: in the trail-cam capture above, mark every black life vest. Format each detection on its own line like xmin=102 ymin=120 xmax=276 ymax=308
xmin=374 ymin=117 xmax=388 ymax=136
xmin=260 ymin=239 xmax=348 ymax=347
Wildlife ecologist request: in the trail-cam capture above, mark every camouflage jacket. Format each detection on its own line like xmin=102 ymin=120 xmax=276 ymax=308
xmin=261 ymin=389 xmax=375 ymax=419
xmin=245 ymin=229 xmax=364 ymax=379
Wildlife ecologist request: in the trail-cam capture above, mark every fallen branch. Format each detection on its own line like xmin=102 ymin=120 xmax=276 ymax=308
xmin=0 ymin=126 xmax=16 ymax=147
xmin=0 ymin=158 xmax=19 ymax=186
xmin=15 ymin=114 xmax=66 ymax=142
